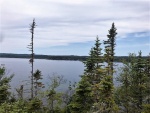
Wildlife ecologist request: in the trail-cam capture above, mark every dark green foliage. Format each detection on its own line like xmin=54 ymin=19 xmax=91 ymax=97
xmin=84 ymin=36 xmax=103 ymax=84
xmin=144 ymin=54 xmax=150 ymax=104
xmin=98 ymin=75 xmax=118 ymax=113
xmin=93 ymin=36 xmax=103 ymax=68
xmin=116 ymin=52 xmax=150 ymax=113
xmin=0 ymin=53 xmax=88 ymax=61
xmin=94 ymin=23 xmax=118 ymax=113
xmin=83 ymin=48 xmax=96 ymax=84
xmin=0 ymin=100 xmax=28 ymax=113
xmin=33 ymin=69 xmax=44 ymax=96
xmin=115 ymin=57 xmax=134 ymax=113
xmin=2 ymin=53 xmax=149 ymax=62
xmin=0 ymin=67 xmax=14 ymax=104
xmin=84 ymin=48 xmax=95 ymax=73
xmin=80 ymin=36 xmax=104 ymax=112
xmin=104 ymin=23 xmax=117 ymax=77
xmin=0 ymin=99 xmax=44 ymax=113
xmin=131 ymin=51 xmax=146 ymax=111
xmin=69 ymin=76 xmax=93 ymax=113
xmin=27 ymin=98 xmax=43 ymax=113
xmin=93 ymin=36 xmax=104 ymax=84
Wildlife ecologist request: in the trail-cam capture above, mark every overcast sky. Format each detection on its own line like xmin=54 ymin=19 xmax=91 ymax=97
xmin=0 ymin=0 xmax=149 ymax=56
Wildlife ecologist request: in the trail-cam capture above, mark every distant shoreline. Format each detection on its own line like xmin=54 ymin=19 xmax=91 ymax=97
xmin=0 ymin=53 xmax=148 ymax=62
xmin=0 ymin=53 xmax=87 ymax=61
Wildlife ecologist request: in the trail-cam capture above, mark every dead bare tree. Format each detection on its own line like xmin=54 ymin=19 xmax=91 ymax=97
xmin=27 ymin=19 xmax=36 ymax=99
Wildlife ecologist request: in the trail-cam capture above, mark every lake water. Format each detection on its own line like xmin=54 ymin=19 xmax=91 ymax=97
xmin=0 ymin=58 xmax=85 ymax=90
xmin=0 ymin=58 xmax=122 ymax=92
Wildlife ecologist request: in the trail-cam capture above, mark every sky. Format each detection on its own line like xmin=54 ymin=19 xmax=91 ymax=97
xmin=0 ymin=0 xmax=149 ymax=56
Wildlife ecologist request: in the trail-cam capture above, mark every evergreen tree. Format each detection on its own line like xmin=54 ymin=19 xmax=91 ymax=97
xmin=84 ymin=36 xmax=104 ymax=105
xmin=93 ymin=36 xmax=103 ymax=84
xmin=0 ymin=66 xmax=14 ymax=104
xmin=133 ymin=51 xmax=145 ymax=111
xmin=0 ymin=100 xmax=28 ymax=113
xmin=115 ymin=55 xmax=135 ymax=113
xmin=33 ymin=69 xmax=44 ymax=96
xmin=116 ymin=52 xmax=149 ymax=113
xmin=144 ymin=54 xmax=150 ymax=104
xmin=130 ymin=51 xmax=149 ymax=112
xmin=27 ymin=97 xmax=43 ymax=113
xmin=97 ymin=23 xmax=118 ymax=113
xmin=69 ymin=36 xmax=104 ymax=112
xmin=84 ymin=36 xmax=103 ymax=84
xmin=83 ymin=47 xmax=96 ymax=84
xmin=68 ymin=76 xmax=93 ymax=113
xmin=94 ymin=67 xmax=118 ymax=113
xmin=0 ymin=99 xmax=45 ymax=113
xmin=98 ymin=75 xmax=118 ymax=113
xmin=93 ymin=35 xmax=103 ymax=69
xmin=104 ymin=23 xmax=117 ymax=77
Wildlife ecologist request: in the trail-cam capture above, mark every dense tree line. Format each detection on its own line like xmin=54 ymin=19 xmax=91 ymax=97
xmin=0 ymin=53 xmax=88 ymax=61
xmin=0 ymin=22 xmax=150 ymax=113
xmin=0 ymin=53 xmax=148 ymax=62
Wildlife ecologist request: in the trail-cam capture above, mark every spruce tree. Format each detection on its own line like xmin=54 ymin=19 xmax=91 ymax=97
xmin=93 ymin=36 xmax=103 ymax=84
xmin=144 ymin=54 xmax=150 ymax=104
xmin=98 ymin=75 xmax=118 ymax=113
xmin=83 ymin=47 xmax=96 ymax=84
xmin=104 ymin=23 xmax=117 ymax=78
xmin=98 ymin=23 xmax=118 ymax=113
xmin=93 ymin=35 xmax=103 ymax=68
xmin=115 ymin=55 xmax=135 ymax=113
xmin=84 ymin=36 xmax=103 ymax=84
xmin=69 ymin=36 xmax=103 ymax=112
xmin=142 ymin=54 xmax=150 ymax=113
xmin=116 ymin=52 xmax=149 ymax=113
xmin=68 ymin=76 xmax=93 ymax=113
xmin=84 ymin=36 xmax=104 ymax=105
xmin=134 ymin=51 xmax=145 ymax=110
xmin=130 ymin=51 xmax=149 ymax=112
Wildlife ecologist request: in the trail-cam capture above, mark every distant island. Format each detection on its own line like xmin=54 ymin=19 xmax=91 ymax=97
xmin=0 ymin=53 xmax=148 ymax=62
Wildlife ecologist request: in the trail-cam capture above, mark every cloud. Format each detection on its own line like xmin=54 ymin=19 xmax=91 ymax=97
xmin=0 ymin=0 xmax=149 ymax=55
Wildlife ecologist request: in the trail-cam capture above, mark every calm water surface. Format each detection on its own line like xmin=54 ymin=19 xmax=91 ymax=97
xmin=0 ymin=58 xmax=122 ymax=91
xmin=0 ymin=58 xmax=85 ymax=90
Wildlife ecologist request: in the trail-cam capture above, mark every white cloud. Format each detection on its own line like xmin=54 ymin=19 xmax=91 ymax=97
xmin=0 ymin=0 xmax=149 ymax=54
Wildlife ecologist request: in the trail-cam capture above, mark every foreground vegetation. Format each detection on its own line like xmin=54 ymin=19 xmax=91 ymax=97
xmin=0 ymin=22 xmax=149 ymax=113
